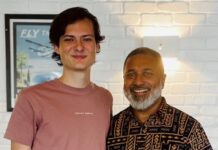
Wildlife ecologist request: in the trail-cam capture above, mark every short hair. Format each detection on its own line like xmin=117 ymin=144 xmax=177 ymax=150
xmin=49 ymin=7 xmax=105 ymax=66
xmin=123 ymin=47 xmax=165 ymax=74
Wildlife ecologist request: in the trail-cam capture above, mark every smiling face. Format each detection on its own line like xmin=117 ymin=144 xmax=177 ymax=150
xmin=123 ymin=54 xmax=166 ymax=110
xmin=54 ymin=18 xmax=99 ymax=72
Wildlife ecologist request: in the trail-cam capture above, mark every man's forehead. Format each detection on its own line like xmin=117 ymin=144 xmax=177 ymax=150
xmin=126 ymin=54 xmax=157 ymax=65
xmin=124 ymin=54 xmax=160 ymax=70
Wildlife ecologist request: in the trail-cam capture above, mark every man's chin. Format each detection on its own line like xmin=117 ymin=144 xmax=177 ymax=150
xmin=132 ymin=95 xmax=148 ymax=102
xmin=130 ymin=103 xmax=148 ymax=110
xmin=128 ymin=95 xmax=159 ymax=110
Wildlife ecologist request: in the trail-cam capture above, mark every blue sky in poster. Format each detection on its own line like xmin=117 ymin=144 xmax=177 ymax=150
xmin=16 ymin=23 xmax=53 ymax=59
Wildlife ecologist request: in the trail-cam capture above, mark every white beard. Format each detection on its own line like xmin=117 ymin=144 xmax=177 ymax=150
xmin=124 ymin=84 xmax=162 ymax=110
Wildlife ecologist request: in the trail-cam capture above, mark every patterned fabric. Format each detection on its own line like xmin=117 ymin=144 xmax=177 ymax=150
xmin=107 ymin=98 xmax=213 ymax=150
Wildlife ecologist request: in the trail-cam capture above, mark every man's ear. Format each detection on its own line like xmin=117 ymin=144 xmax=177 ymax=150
xmin=96 ymin=44 xmax=100 ymax=53
xmin=54 ymin=45 xmax=60 ymax=54
xmin=162 ymin=74 xmax=166 ymax=89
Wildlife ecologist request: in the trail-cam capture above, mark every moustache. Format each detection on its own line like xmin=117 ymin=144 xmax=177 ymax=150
xmin=129 ymin=84 xmax=151 ymax=91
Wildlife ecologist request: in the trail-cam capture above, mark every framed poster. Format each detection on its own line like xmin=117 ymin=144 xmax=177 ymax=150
xmin=5 ymin=14 xmax=62 ymax=111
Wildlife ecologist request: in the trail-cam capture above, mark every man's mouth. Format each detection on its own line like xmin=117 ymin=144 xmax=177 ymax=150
xmin=72 ymin=55 xmax=87 ymax=60
xmin=132 ymin=88 xmax=150 ymax=96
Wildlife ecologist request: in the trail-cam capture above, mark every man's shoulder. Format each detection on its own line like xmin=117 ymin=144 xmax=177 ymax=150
xmin=19 ymin=79 xmax=56 ymax=95
xmin=112 ymin=107 xmax=130 ymax=120
xmin=165 ymin=102 xmax=200 ymax=124
xmin=94 ymin=84 xmax=112 ymax=96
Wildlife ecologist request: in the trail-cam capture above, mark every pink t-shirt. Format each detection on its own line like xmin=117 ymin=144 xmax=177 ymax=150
xmin=4 ymin=79 xmax=113 ymax=150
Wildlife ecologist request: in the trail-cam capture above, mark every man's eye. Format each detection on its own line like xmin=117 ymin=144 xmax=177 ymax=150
xmin=143 ymin=72 xmax=153 ymax=77
xmin=83 ymin=37 xmax=93 ymax=42
xmin=126 ymin=73 xmax=135 ymax=79
xmin=63 ymin=37 xmax=74 ymax=42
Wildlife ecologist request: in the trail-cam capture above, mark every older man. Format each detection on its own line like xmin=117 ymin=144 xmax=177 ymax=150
xmin=107 ymin=47 xmax=212 ymax=150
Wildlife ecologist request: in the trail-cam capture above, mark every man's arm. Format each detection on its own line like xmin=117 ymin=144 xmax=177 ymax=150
xmin=11 ymin=141 xmax=31 ymax=150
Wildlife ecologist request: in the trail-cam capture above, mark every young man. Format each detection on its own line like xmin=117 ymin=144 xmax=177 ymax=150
xmin=107 ymin=47 xmax=212 ymax=150
xmin=5 ymin=7 xmax=112 ymax=150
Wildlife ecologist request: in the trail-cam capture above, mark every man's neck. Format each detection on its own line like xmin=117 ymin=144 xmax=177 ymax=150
xmin=59 ymin=69 xmax=91 ymax=88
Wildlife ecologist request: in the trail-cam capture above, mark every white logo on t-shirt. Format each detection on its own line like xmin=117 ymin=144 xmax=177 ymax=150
xmin=74 ymin=112 xmax=94 ymax=115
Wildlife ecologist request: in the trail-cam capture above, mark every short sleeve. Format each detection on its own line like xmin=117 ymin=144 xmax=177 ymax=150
xmin=4 ymin=90 xmax=36 ymax=146
xmin=189 ymin=121 xmax=213 ymax=150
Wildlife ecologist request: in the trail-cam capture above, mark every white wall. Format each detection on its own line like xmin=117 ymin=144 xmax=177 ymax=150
xmin=0 ymin=0 xmax=218 ymax=149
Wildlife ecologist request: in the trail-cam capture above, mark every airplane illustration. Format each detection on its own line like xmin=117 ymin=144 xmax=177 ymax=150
xmin=25 ymin=39 xmax=53 ymax=57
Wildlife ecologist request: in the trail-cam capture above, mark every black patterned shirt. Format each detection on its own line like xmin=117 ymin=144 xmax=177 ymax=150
xmin=107 ymin=98 xmax=213 ymax=150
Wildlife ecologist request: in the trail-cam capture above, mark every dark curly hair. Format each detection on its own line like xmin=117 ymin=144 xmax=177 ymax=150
xmin=49 ymin=7 xmax=105 ymax=66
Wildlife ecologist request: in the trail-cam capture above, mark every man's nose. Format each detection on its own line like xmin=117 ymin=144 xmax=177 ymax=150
xmin=75 ymin=40 xmax=84 ymax=51
xmin=134 ymin=75 xmax=144 ymax=86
